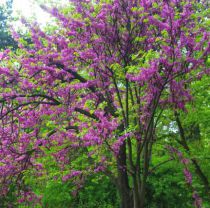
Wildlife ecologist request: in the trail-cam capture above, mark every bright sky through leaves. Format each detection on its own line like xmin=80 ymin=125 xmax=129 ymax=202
xmin=0 ymin=0 xmax=68 ymax=26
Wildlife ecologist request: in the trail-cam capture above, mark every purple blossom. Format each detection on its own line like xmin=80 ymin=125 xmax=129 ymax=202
xmin=183 ymin=168 xmax=192 ymax=185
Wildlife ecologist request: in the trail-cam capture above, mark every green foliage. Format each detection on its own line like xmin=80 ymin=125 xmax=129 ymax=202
xmin=42 ymin=181 xmax=72 ymax=208
xmin=147 ymin=162 xmax=193 ymax=208
xmin=72 ymin=175 xmax=118 ymax=208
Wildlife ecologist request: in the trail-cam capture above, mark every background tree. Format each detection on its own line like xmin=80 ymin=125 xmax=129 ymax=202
xmin=0 ymin=0 xmax=17 ymax=50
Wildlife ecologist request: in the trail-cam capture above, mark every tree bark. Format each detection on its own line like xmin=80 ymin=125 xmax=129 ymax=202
xmin=132 ymin=174 xmax=140 ymax=208
xmin=117 ymin=142 xmax=133 ymax=208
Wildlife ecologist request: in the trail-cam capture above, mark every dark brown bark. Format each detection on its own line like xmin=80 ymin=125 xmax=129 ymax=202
xmin=117 ymin=142 xmax=133 ymax=208
xmin=139 ymin=140 xmax=149 ymax=208
xmin=133 ymin=175 xmax=140 ymax=208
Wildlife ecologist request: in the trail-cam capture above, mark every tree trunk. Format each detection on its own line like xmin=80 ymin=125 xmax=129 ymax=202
xmin=117 ymin=142 xmax=133 ymax=208
xmin=133 ymin=174 xmax=141 ymax=208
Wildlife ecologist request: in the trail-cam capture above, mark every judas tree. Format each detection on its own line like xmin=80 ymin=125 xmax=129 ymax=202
xmin=0 ymin=0 xmax=209 ymax=207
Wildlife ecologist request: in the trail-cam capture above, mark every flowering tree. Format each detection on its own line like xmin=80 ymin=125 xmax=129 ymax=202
xmin=0 ymin=0 xmax=209 ymax=207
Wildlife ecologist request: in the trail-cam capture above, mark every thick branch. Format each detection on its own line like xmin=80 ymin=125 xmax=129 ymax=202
xmin=75 ymin=107 xmax=99 ymax=120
